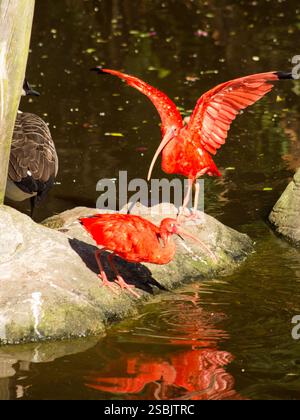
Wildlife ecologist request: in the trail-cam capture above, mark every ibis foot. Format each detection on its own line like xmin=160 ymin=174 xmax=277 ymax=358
xmin=98 ymin=274 xmax=119 ymax=294
xmin=115 ymin=276 xmax=140 ymax=298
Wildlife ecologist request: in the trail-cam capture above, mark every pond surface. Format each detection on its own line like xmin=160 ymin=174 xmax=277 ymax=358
xmin=2 ymin=0 xmax=300 ymax=400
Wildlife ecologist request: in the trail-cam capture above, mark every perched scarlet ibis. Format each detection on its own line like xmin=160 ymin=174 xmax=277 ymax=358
xmin=92 ymin=68 xmax=293 ymax=218
xmin=80 ymin=214 xmax=216 ymax=297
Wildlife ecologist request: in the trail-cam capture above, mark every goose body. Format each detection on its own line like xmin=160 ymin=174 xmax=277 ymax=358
xmin=6 ymin=113 xmax=58 ymax=210
xmin=5 ymin=81 xmax=58 ymax=214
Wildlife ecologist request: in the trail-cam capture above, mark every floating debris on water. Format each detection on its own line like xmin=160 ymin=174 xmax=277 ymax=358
xmin=104 ymin=132 xmax=124 ymax=137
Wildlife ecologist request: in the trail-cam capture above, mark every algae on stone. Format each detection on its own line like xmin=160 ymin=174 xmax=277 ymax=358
xmin=269 ymin=169 xmax=300 ymax=246
xmin=0 ymin=204 xmax=253 ymax=346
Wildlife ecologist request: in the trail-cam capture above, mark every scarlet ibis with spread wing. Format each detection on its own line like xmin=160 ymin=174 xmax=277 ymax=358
xmin=80 ymin=214 xmax=216 ymax=297
xmin=92 ymin=68 xmax=293 ymax=218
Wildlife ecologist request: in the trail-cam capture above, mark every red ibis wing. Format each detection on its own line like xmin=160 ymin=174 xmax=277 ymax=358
xmin=98 ymin=69 xmax=183 ymax=135
xmin=187 ymin=72 xmax=282 ymax=155
xmin=80 ymin=214 xmax=160 ymax=261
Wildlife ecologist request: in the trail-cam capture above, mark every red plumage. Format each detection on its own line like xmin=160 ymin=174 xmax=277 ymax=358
xmin=94 ymin=68 xmax=291 ymax=217
xmin=96 ymin=69 xmax=183 ymax=137
xmin=80 ymin=214 xmax=176 ymax=265
xmin=80 ymin=213 xmax=216 ymax=297
xmin=187 ymin=72 xmax=279 ymax=156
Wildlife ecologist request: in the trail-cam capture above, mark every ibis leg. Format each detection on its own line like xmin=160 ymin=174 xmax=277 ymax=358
xmin=108 ymin=254 xmax=140 ymax=298
xmin=188 ymin=181 xmax=201 ymax=220
xmin=95 ymin=249 xmax=118 ymax=293
xmin=183 ymin=175 xmax=206 ymax=221
xmin=177 ymin=178 xmax=194 ymax=222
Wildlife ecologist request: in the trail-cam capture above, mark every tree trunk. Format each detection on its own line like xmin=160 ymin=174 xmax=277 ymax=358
xmin=0 ymin=0 xmax=35 ymax=204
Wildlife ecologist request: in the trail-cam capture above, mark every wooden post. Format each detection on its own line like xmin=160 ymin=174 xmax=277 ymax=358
xmin=0 ymin=0 xmax=35 ymax=204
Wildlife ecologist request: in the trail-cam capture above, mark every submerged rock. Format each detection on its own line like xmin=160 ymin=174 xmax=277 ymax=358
xmin=0 ymin=336 xmax=99 ymax=377
xmin=0 ymin=336 xmax=99 ymax=399
xmin=0 ymin=204 xmax=253 ymax=346
xmin=269 ymin=169 xmax=300 ymax=246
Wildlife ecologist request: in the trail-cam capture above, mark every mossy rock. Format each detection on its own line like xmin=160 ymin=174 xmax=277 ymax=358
xmin=269 ymin=169 xmax=300 ymax=246
xmin=0 ymin=204 xmax=253 ymax=346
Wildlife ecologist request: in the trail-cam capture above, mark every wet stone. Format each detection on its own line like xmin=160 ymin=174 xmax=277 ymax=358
xmin=269 ymin=169 xmax=300 ymax=246
xmin=0 ymin=204 xmax=253 ymax=346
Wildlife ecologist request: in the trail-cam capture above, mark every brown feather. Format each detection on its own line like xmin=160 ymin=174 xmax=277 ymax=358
xmin=8 ymin=113 xmax=58 ymax=184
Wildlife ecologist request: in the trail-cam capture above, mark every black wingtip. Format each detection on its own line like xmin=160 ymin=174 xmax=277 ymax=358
xmin=275 ymin=71 xmax=294 ymax=80
xmin=90 ymin=67 xmax=105 ymax=74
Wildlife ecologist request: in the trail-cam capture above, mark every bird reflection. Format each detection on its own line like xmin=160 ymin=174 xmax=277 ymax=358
xmin=85 ymin=348 xmax=243 ymax=400
xmin=85 ymin=288 xmax=244 ymax=400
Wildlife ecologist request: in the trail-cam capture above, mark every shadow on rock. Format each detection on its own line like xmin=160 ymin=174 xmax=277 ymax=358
xmin=68 ymin=238 xmax=168 ymax=295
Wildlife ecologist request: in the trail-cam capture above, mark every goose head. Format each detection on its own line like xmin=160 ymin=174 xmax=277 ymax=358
xmin=22 ymin=79 xmax=40 ymax=97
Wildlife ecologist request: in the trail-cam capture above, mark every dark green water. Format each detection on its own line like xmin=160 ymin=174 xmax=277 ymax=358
xmin=2 ymin=0 xmax=300 ymax=400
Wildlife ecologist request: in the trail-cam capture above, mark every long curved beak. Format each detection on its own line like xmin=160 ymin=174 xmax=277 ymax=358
xmin=176 ymin=226 xmax=217 ymax=263
xmin=147 ymin=128 xmax=175 ymax=181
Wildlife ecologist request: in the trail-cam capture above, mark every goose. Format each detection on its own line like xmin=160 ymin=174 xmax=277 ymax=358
xmin=5 ymin=80 xmax=59 ymax=216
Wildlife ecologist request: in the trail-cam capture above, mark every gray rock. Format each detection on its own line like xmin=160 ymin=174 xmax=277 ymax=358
xmin=269 ymin=170 xmax=300 ymax=245
xmin=0 ymin=336 xmax=99 ymax=399
xmin=0 ymin=204 xmax=253 ymax=346
xmin=0 ymin=336 xmax=99 ymax=378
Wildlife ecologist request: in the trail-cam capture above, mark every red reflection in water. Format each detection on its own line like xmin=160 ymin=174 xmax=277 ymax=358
xmin=85 ymin=291 xmax=245 ymax=400
xmin=85 ymin=348 xmax=243 ymax=400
